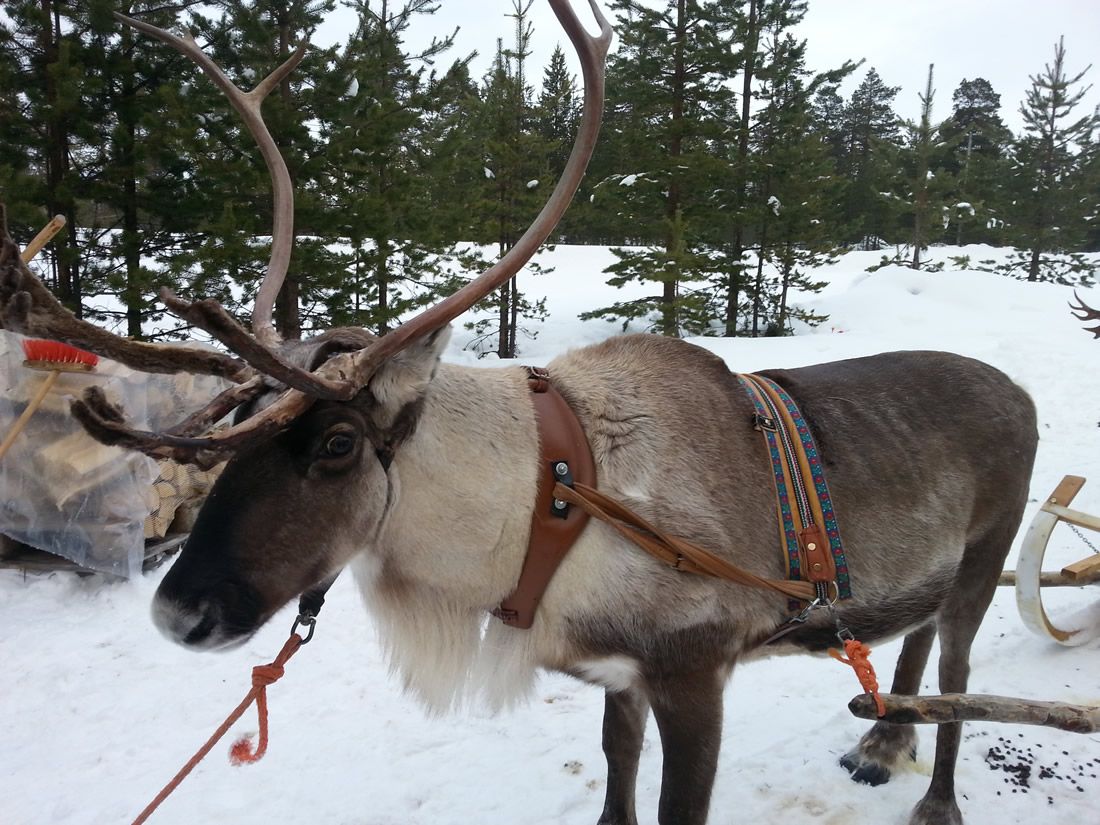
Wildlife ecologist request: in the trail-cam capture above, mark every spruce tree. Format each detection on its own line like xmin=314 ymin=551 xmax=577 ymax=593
xmin=937 ymin=78 xmax=1013 ymax=245
xmin=311 ymin=0 xmax=464 ymax=334
xmin=838 ymin=68 xmax=902 ymax=249
xmin=1008 ymin=36 xmax=1099 ymax=282
xmin=582 ymin=0 xmax=737 ymax=336
xmin=739 ymin=4 xmax=845 ymax=334
xmin=465 ymin=10 xmax=553 ymax=359
xmin=901 ymin=64 xmax=955 ymax=268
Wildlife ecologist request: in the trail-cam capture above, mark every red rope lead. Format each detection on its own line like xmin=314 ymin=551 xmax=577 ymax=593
xmin=131 ymin=632 xmax=304 ymax=825
xmin=829 ymin=637 xmax=887 ymax=718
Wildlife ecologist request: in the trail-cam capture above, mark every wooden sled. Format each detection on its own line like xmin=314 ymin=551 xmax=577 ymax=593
xmin=1006 ymin=475 xmax=1100 ymax=646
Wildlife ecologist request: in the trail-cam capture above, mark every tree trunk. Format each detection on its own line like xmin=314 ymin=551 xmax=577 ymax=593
xmin=119 ymin=26 xmax=143 ymax=339
xmin=661 ymin=0 xmax=687 ymax=338
xmin=751 ymin=221 xmax=767 ymax=336
xmin=40 ymin=0 xmax=80 ymax=314
xmin=375 ymin=238 xmax=390 ymax=335
xmin=725 ymin=0 xmax=758 ymax=337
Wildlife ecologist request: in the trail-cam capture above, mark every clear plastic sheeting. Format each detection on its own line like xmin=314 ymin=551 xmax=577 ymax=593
xmin=0 ymin=331 xmax=232 ymax=577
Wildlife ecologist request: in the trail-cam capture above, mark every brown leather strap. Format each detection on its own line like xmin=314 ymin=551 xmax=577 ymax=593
xmin=554 ymin=482 xmax=817 ymax=602
xmin=494 ymin=368 xmax=596 ymax=629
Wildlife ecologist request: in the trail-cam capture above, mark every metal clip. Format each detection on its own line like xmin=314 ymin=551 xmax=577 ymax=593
xmin=751 ymin=413 xmax=778 ymax=433
xmin=291 ymin=611 xmax=317 ymax=644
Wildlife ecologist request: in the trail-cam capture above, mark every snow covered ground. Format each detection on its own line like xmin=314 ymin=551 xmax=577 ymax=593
xmin=3 ymin=244 xmax=1100 ymax=825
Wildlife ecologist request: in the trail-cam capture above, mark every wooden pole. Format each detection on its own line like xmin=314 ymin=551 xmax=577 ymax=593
xmin=998 ymin=569 xmax=1100 ymax=587
xmin=849 ymin=693 xmax=1100 ymax=734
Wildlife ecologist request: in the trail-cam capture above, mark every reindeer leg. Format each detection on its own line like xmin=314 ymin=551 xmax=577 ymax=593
xmin=909 ymin=528 xmax=1014 ymax=825
xmin=841 ymin=620 xmax=936 ymax=785
xmin=598 ymin=687 xmax=650 ymax=825
xmin=645 ymin=666 xmax=726 ymax=825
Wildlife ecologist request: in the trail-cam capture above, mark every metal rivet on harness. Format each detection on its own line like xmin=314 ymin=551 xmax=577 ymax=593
xmin=550 ymin=460 xmax=575 ymax=519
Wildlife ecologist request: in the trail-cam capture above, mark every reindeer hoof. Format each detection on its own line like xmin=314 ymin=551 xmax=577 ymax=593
xmin=839 ymin=743 xmax=917 ymax=787
xmin=907 ymin=795 xmax=963 ymax=825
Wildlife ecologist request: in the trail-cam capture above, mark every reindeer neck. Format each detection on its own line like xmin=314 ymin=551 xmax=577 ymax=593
xmin=379 ymin=363 xmax=541 ymax=607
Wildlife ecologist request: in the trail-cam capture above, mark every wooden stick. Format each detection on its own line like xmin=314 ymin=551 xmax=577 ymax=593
xmin=0 ymin=370 xmax=60 ymax=462
xmin=999 ymin=569 xmax=1100 ymax=587
xmin=849 ymin=693 xmax=1100 ymax=733
xmin=19 ymin=215 xmax=66 ymax=263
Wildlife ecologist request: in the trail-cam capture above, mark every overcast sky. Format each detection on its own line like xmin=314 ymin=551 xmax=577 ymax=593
xmin=312 ymin=0 xmax=1100 ymax=134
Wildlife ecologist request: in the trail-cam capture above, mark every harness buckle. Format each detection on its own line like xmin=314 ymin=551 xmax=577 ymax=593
xmin=751 ymin=413 xmax=778 ymax=432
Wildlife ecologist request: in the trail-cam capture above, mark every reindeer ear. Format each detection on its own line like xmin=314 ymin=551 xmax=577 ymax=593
xmin=367 ymin=325 xmax=451 ymax=413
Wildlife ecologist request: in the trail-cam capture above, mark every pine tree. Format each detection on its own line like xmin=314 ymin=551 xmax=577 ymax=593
xmin=0 ymin=0 xmax=100 ymax=313
xmin=1008 ymin=36 xmax=1099 ymax=282
xmin=937 ymin=78 xmax=1013 ymax=245
xmin=839 ymin=67 xmax=902 ymax=249
xmin=311 ymin=0 xmax=463 ymax=334
xmin=739 ymin=3 xmax=845 ymax=334
xmin=76 ymin=1 xmax=208 ymax=339
xmin=168 ymin=0 xmax=335 ymax=339
xmin=901 ymin=64 xmax=955 ymax=268
xmin=465 ymin=8 xmax=553 ymax=359
xmin=582 ymin=0 xmax=737 ymax=336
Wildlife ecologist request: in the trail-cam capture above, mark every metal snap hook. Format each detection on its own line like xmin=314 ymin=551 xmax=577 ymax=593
xmin=291 ymin=612 xmax=317 ymax=644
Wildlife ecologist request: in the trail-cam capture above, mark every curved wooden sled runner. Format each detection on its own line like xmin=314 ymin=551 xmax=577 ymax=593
xmin=1011 ymin=474 xmax=1100 ymax=646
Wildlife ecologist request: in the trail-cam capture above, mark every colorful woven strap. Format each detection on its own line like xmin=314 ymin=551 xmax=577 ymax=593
xmin=738 ymin=373 xmax=851 ymax=602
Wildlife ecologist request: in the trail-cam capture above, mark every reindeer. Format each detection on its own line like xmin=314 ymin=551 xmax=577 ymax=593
xmin=0 ymin=3 xmax=1038 ymax=824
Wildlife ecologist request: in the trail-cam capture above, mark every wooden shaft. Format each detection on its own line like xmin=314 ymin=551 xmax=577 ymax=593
xmin=849 ymin=693 xmax=1100 ymax=733
xmin=0 ymin=370 xmax=60 ymax=462
xmin=999 ymin=569 xmax=1100 ymax=587
xmin=19 ymin=215 xmax=66 ymax=263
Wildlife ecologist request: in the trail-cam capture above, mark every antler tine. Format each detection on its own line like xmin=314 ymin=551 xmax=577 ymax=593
xmin=72 ymin=383 xmax=314 ymax=470
xmin=1070 ymin=291 xmax=1100 ymax=338
xmin=164 ymin=375 xmax=267 ymax=437
xmin=157 ymin=287 xmax=351 ymax=398
xmin=114 ymin=12 xmax=305 ymax=349
xmin=0 ymin=207 xmax=249 ymax=380
xmin=320 ymin=0 xmax=613 ymax=397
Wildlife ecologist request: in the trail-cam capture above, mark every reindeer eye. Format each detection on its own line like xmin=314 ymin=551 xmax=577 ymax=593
xmin=323 ymin=432 xmax=356 ymax=458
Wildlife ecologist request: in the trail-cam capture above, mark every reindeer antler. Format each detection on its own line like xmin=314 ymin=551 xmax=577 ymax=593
xmin=1070 ymin=292 xmax=1100 ymax=339
xmin=0 ymin=206 xmax=249 ymax=381
xmin=25 ymin=0 xmax=612 ymax=468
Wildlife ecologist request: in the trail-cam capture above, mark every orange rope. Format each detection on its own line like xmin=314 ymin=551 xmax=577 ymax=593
xmin=829 ymin=637 xmax=886 ymax=717
xmin=131 ymin=632 xmax=305 ymax=824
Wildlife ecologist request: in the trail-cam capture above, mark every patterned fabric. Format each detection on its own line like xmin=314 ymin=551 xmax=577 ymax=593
xmin=738 ymin=373 xmax=852 ymax=601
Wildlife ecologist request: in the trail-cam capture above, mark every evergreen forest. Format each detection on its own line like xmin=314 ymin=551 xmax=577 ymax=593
xmin=2 ymin=0 xmax=1099 ymax=351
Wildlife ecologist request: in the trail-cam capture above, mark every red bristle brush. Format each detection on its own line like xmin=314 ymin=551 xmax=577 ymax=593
xmin=0 ymin=339 xmax=99 ymax=462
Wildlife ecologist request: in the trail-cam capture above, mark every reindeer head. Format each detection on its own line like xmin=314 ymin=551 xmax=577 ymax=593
xmin=0 ymin=0 xmax=611 ymax=650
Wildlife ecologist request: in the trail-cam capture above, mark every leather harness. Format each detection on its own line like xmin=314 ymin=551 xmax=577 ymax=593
xmin=492 ymin=368 xmax=597 ymax=629
xmin=494 ymin=367 xmax=849 ymax=630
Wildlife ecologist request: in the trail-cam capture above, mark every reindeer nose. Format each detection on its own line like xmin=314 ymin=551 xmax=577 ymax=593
xmin=151 ymin=594 xmax=218 ymax=647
